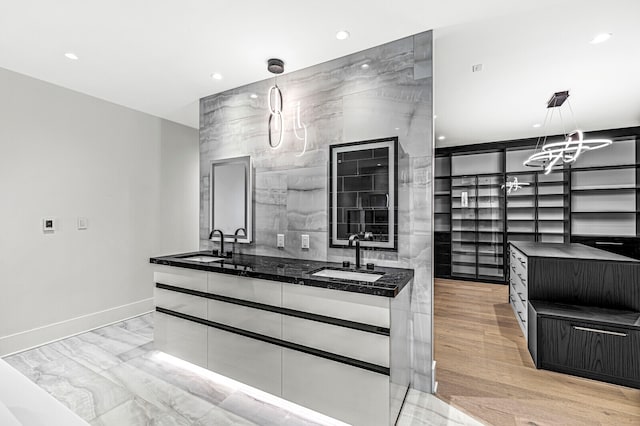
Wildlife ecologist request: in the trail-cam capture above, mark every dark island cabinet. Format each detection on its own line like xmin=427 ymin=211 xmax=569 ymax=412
xmin=537 ymin=316 xmax=640 ymax=388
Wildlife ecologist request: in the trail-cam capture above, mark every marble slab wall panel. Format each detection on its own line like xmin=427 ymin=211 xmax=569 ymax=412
xmin=199 ymin=31 xmax=434 ymax=392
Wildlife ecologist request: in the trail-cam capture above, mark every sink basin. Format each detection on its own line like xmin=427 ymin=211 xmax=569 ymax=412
xmin=180 ymin=255 xmax=225 ymax=263
xmin=311 ymin=268 xmax=384 ymax=283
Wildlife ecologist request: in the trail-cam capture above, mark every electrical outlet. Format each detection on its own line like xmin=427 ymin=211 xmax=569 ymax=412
xmin=42 ymin=217 xmax=56 ymax=232
xmin=301 ymin=234 xmax=310 ymax=249
xmin=277 ymin=233 xmax=285 ymax=248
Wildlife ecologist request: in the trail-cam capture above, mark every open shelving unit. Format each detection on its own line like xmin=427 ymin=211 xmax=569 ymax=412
xmin=435 ymin=127 xmax=640 ymax=283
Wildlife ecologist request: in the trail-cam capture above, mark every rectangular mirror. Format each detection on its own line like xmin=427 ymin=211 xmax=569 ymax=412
xmin=329 ymin=137 xmax=398 ymax=250
xmin=210 ymin=156 xmax=252 ymax=243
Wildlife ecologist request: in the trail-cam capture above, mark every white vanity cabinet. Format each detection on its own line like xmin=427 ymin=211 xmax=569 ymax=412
xmin=153 ymin=264 xmax=412 ymax=426
xmin=154 ymin=267 xmax=208 ymax=368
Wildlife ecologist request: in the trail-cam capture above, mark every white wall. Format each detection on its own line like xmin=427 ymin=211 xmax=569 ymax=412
xmin=0 ymin=67 xmax=199 ymax=355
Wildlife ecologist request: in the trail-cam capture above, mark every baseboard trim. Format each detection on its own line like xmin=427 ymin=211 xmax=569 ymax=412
xmin=0 ymin=298 xmax=154 ymax=357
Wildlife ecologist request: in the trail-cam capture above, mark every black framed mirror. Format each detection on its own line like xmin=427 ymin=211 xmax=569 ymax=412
xmin=329 ymin=137 xmax=398 ymax=250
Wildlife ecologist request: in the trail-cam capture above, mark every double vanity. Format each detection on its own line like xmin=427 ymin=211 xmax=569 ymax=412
xmin=150 ymin=252 xmax=414 ymax=426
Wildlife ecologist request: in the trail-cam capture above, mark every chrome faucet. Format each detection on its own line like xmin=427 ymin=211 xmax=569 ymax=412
xmin=348 ymin=234 xmax=361 ymax=269
xmin=209 ymin=229 xmax=224 ymax=256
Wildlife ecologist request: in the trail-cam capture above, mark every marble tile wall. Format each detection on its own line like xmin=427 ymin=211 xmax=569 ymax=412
xmin=199 ymin=31 xmax=433 ymax=392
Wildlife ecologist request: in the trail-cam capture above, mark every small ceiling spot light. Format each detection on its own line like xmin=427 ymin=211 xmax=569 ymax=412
xmin=250 ymin=93 xmax=258 ymax=99
xmin=394 ymin=127 xmax=400 ymax=131
xmin=532 ymin=123 xmax=541 ymax=128
xmin=590 ymin=33 xmax=612 ymax=44
xmin=361 ymin=63 xmax=369 ymax=69
xmin=267 ymin=58 xmax=285 ymax=74
xmin=64 ymin=52 xmax=79 ymax=60
xmin=210 ymin=73 xmax=222 ymax=80
xmin=433 ymin=115 xmax=437 ymax=119
xmin=336 ymin=30 xmax=350 ymax=40
xmin=471 ymin=64 xmax=483 ymax=72
xmin=438 ymin=136 xmax=446 ymax=141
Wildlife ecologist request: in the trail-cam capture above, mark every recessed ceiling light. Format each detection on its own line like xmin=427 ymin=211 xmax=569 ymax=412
xmin=336 ymin=30 xmax=350 ymax=40
xmin=532 ymin=123 xmax=542 ymax=128
xmin=361 ymin=63 xmax=369 ymax=69
xmin=590 ymin=33 xmax=612 ymax=44
xmin=394 ymin=127 xmax=400 ymax=131
xmin=64 ymin=52 xmax=79 ymax=60
xmin=210 ymin=73 xmax=222 ymax=80
xmin=250 ymin=93 xmax=258 ymax=99
xmin=438 ymin=136 xmax=446 ymax=141
xmin=433 ymin=115 xmax=437 ymax=119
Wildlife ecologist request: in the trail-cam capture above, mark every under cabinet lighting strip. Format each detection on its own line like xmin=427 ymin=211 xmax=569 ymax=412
xmin=155 ymin=282 xmax=390 ymax=336
xmin=155 ymin=307 xmax=390 ymax=376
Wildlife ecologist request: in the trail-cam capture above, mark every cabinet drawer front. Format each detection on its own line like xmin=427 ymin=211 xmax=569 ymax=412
xmin=207 ymin=299 xmax=282 ymax=339
xmin=155 ymin=288 xmax=207 ymax=318
xmin=282 ymin=348 xmax=389 ymax=426
xmin=208 ymin=272 xmax=281 ymax=306
xmin=539 ymin=318 xmax=640 ymax=382
xmin=154 ymin=312 xmax=207 ymax=368
xmin=283 ymin=316 xmax=389 ymax=367
xmin=207 ymin=328 xmax=281 ymax=396
xmin=282 ymin=283 xmax=390 ymax=328
xmin=154 ymin=267 xmax=207 ymax=292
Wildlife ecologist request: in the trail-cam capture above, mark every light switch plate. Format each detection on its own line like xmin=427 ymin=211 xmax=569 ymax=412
xmin=42 ymin=217 xmax=56 ymax=232
xmin=277 ymin=234 xmax=285 ymax=248
xmin=77 ymin=217 xmax=88 ymax=230
xmin=301 ymin=234 xmax=310 ymax=249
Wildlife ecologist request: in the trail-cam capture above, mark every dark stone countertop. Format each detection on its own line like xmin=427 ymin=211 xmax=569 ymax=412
xmin=509 ymin=241 xmax=640 ymax=263
xmin=149 ymin=251 xmax=413 ymax=298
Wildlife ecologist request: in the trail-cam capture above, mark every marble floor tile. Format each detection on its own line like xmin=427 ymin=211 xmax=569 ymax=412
xmin=90 ymin=397 xmax=191 ymax=426
xmin=397 ymin=389 xmax=484 ymax=426
xmin=4 ymin=314 xmax=484 ymax=426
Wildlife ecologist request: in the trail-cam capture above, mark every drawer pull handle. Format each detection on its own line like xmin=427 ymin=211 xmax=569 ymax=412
xmin=573 ymin=326 xmax=627 ymax=337
xmin=517 ymin=292 xmax=525 ymax=302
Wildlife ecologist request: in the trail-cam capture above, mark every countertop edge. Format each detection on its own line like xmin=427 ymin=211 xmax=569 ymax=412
xmin=509 ymin=241 xmax=640 ymax=263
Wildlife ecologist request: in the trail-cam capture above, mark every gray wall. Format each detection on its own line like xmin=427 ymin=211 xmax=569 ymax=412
xmin=199 ymin=32 xmax=434 ymax=391
xmin=0 ymin=67 xmax=199 ymax=355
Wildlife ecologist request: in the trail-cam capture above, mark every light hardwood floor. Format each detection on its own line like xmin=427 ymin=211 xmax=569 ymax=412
xmin=434 ymin=278 xmax=640 ymax=426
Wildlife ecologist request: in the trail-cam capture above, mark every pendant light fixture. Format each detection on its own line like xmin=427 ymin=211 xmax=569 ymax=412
xmin=523 ymin=91 xmax=612 ymax=174
xmin=267 ymin=58 xmax=285 ymax=149
xmin=266 ymin=58 xmax=308 ymax=156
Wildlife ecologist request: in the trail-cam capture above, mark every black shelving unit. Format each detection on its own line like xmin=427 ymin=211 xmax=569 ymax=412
xmin=434 ymin=126 xmax=640 ymax=283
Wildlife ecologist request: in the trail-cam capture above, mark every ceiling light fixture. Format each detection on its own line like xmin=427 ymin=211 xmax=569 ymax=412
xmin=438 ymin=136 xmax=446 ymax=141
xmin=524 ymin=91 xmax=611 ymax=174
xmin=64 ymin=52 xmax=78 ymax=60
xmin=361 ymin=63 xmax=369 ymax=70
xmin=267 ymin=59 xmax=284 ymax=150
xmin=336 ymin=30 xmax=350 ymax=40
xmin=532 ymin=123 xmax=541 ymax=128
xmin=210 ymin=73 xmax=222 ymax=80
xmin=250 ymin=93 xmax=258 ymax=99
xmin=590 ymin=33 xmax=612 ymax=44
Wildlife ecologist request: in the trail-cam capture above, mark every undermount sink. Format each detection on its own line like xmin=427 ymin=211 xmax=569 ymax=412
xmin=180 ymin=255 xmax=225 ymax=263
xmin=311 ymin=268 xmax=384 ymax=283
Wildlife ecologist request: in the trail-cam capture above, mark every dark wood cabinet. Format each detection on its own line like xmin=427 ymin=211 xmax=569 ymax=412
xmin=529 ymin=302 xmax=640 ymax=389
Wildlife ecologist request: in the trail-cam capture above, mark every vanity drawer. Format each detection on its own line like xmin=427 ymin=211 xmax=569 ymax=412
xmin=154 ymin=312 xmax=207 ymax=368
xmin=538 ymin=317 xmax=640 ymax=387
xmin=207 ymin=299 xmax=282 ymax=339
xmin=282 ymin=283 xmax=390 ymax=329
xmin=282 ymin=316 xmax=389 ymax=367
xmin=154 ymin=267 xmax=207 ymax=292
xmin=207 ymin=272 xmax=281 ymax=306
xmin=155 ymin=288 xmax=207 ymax=318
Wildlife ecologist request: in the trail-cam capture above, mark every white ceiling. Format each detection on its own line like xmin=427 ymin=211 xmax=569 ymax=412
xmin=0 ymin=0 xmax=560 ymax=129
xmin=434 ymin=0 xmax=640 ymax=147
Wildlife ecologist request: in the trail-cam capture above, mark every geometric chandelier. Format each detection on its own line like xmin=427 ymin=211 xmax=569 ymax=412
xmin=523 ymin=91 xmax=612 ymax=174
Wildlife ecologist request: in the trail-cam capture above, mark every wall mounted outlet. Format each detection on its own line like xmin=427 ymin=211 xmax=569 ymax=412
xmin=277 ymin=233 xmax=285 ymax=248
xmin=301 ymin=234 xmax=310 ymax=249
xmin=42 ymin=217 xmax=56 ymax=232
xmin=77 ymin=217 xmax=88 ymax=230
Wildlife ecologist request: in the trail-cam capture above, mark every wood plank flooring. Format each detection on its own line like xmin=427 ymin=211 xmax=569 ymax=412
xmin=434 ymin=278 xmax=640 ymax=426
